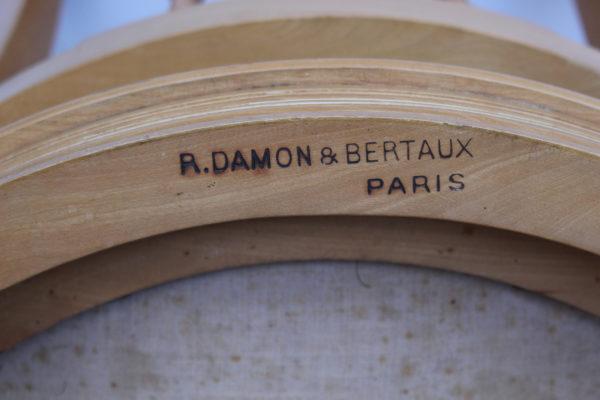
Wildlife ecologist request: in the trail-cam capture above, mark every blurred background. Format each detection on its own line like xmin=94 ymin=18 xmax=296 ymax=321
xmin=48 ymin=0 xmax=590 ymax=56
xmin=0 ymin=0 xmax=597 ymax=84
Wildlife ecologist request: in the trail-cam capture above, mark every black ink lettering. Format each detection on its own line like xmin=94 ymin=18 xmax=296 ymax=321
xmin=179 ymin=153 xmax=200 ymax=175
xmin=367 ymin=178 xmax=384 ymax=195
xmin=320 ymin=147 xmax=338 ymax=165
xmin=399 ymin=140 xmax=415 ymax=160
xmin=297 ymin=146 xmax=312 ymax=166
xmin=437 ymin=139 xmax=453 ymax=159
xmin=251 ymin=148 xmax=271 ymax=170
xmin=212 ymin=151 xmax=228 ymax=174
xmin=346 ymin=143 xmax=360 ymax=164
xmin=449 ymin=173 xmax=465 ymax=191
xmin=383 ymin=141 xmax=399 ymax=161
xmin=436 ymin=174 xmax=441 ymax=192
xmin=231 ymin=150 xmax=250 ymax=171
xmin=388 ymin=177 xmax=406 ymax=194
xmin=456 ymin=138 xmax=473 ymax=158
xmin=418 ymin=140 xmax=435 ymax=160
xmin=412 ymin=175 xmax=430 ymax=193
xmin=276 ymin=147 xmax=292 ymax=168
xmin=365 ymin=141 xmax=378 ymax=163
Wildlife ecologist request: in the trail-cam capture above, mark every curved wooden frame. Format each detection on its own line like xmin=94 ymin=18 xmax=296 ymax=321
xmin=1 ymin=60 xmax=599 ymax=294
xmin=1 ymin=216 xmax=599 ymax=351
xmin=2 ymin=0 xmax=600 ymax=126
xmin=1 ymin=1 xmax=600 ymax=353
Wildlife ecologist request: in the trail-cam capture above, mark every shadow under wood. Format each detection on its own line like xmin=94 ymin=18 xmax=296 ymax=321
xmin=0 ymin=215 xmax=598 ymax=352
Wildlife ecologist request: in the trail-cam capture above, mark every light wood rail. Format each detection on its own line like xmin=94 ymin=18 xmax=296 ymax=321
xmin=1 ymin=60 xmax=599 ymax=295
xmin=3 ymin=0 xmax=600 ymax=127
xmin=1 ymin=216 xmax=599 ymax=352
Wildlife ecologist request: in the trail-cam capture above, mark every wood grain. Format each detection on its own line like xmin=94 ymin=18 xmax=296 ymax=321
xmin=2 ymin=0 xmax=600 ymax=126
xmin=1 ymin=2 xmax=599 ymax=354
xmin=1 ymin=216 xmax=599 ymax=352
xmin=1 ymin=60 xmax=599 ymax=293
